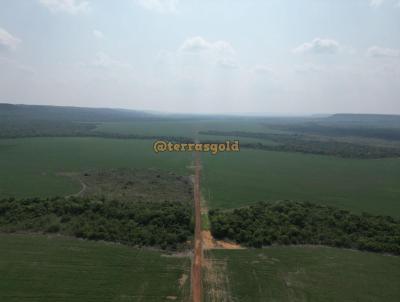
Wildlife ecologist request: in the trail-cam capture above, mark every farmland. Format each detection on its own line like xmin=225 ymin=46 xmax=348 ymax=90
xmin=0 ymin=137 xmax=191 ymax=198
xmin=205 ymin=247 xmax=400 ymax=302
xmin=1 ymin=104 xmax=400 ymax=301
xmin=1 ymin=135 xmax=400 ymax=218
xmin=0 ymin=234 xmax=190 ymax=302
xmin=201 ymin=149 xmax=400 ymax=216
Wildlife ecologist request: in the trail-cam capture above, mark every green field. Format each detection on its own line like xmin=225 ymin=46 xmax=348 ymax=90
xmin=201 ymin=149 xmax=400 ymax=216
xmin=95 ymin=120 xmax=269 ymax=137
xmin=0 ymin=138 xmax=191 ymax=198
xmin=95 ymin=120 xmax=280 ymax=145
xmin=205 ymin=247 xmax=400 ymax=302
xmin=0 ymin=234 xmax=190 ymax=302
xmin=2 ymin=137 xmax=400 ymax=217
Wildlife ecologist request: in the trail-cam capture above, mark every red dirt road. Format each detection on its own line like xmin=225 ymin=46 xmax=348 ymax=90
xmin=192 ymin=152 xmax=202 ymax=302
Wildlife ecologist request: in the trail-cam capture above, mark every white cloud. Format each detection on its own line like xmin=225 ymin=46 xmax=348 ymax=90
xmin=368 ymin=0 xmax=400 ymax=8
xmin=294 ymin=63 xmax=324 ymax=74
xmin=179 ymin=36 xmax=237 ymax=69
xmin=217 ymin=58 xmax=239 ymax=69
xmin=367 ymin=46 xmax=400 ymax=58
xmin=93 ymin=30 xmax=104 ymax=39
xmin=293 ymin=38 xmax=341 ymax=55
xmin=135 ymin=0 xmax=179 ymax=13
xmin=369 ymin=0 xmax=384 ymax=7
xmin=39 ymin=0 xmax=89 ymax=14
xmin=0 ymin=27 xmax=21 ymax=51
xmin=90 ymin=52 xmax=129 ymax=69
xmin=180 ymin=36 xmax=210 ymax=52
xmin=180 ymin=36 xmax=235 ymax=56
xmin=253 ymin=65 xmax=272 ymax=75
xmin=0 ymin=56 xmax=34 ymax=74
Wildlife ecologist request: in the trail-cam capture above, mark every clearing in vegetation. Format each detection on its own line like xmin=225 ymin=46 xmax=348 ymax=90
xmin=62 ymin=168 xmax=193 ymax=203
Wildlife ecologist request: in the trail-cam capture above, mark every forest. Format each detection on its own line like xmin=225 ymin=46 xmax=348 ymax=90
xmin=209 ymin=201 xmax=400 ymax=254
xmin=0 ymin=196 xmax=193 ymax=250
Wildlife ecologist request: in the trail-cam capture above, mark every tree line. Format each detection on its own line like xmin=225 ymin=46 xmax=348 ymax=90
xmin=209 ymin=200 xmax=400 ymax=254
xmin=200 ymin=130 xmax=400 ymax=159
xmin=0 ymin=196 xmax=193 ymax=250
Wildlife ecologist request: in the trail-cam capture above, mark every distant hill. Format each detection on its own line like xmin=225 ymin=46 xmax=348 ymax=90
xmin=0 ymin=103 xmax=163 ymax=138
xmin=326 ymin=114 xmax=400 ymax=128
xmin=0 ymin=103 xmax=154 ymax=122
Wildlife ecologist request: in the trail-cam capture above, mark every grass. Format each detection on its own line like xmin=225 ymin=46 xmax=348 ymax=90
xmin=0 ymin=234 xmax=190 ymax=302
xmin=69 ymin=168 xmax=193 ymax=203
xmin=201 ymin=149 xmax=400 ymax=217
xmin=0 ymin=138 xmax=191 ymax=198
xmin=201 ymin=213 xmax=211 ymax=230
xmin=205 ymin=247 xmax=400 ymax=302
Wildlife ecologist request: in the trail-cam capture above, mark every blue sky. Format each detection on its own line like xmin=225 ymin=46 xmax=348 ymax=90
xmin=0 ymin=0 xmax=399 ymax=114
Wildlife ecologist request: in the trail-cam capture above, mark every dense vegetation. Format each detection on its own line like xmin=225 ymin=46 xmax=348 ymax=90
xmin=200 ymin=130 xmax=400 ymax=158
xmin=0 ymin=197 xmax=193 ymax=250
xmin=209 ymin=201 xmax=400 ymax=254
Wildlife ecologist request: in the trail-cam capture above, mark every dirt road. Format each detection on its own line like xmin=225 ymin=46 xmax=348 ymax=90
xmin=192 ymin=152 xmax=202 ymax=302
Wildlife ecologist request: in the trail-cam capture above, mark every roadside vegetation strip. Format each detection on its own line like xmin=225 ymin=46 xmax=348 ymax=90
xmin=209 ymin=200 xmax=400 ymax=254
xmin=202 ymin=251 xmax=232 ymax=302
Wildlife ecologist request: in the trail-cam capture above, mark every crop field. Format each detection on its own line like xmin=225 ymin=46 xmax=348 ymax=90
xmin=0 ymin=234 xmax=190 ymax=302
xmin=0 ymin=137 xmax=191 ymax=198
xmin=2 ymin=108 xmax=400 ymax=302
xmin=95 ymin=120 xmax=281 ymax=145
xmin=201 ymin=149 xmax=400 ymax=216
xmin=94 ymin=120 xmax=270 ymax=138
xmin=205 ymin=247 xmax=400 ymax=302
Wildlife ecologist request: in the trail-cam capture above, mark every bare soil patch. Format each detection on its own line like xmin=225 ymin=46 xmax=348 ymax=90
xmin=202 ymin=231 xmax=243 ymax=250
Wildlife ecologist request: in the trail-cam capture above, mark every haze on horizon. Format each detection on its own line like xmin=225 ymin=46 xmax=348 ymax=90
xmin=0 ymin=0 xmax=399 ymax=115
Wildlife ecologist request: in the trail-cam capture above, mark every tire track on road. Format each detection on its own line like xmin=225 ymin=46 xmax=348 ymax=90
xmin=191 ymin=152 xmax=202 ymax=302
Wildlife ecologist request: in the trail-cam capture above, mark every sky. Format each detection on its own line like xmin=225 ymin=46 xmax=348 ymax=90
xmin=0 ymin=0 xmax=399 ymax=115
